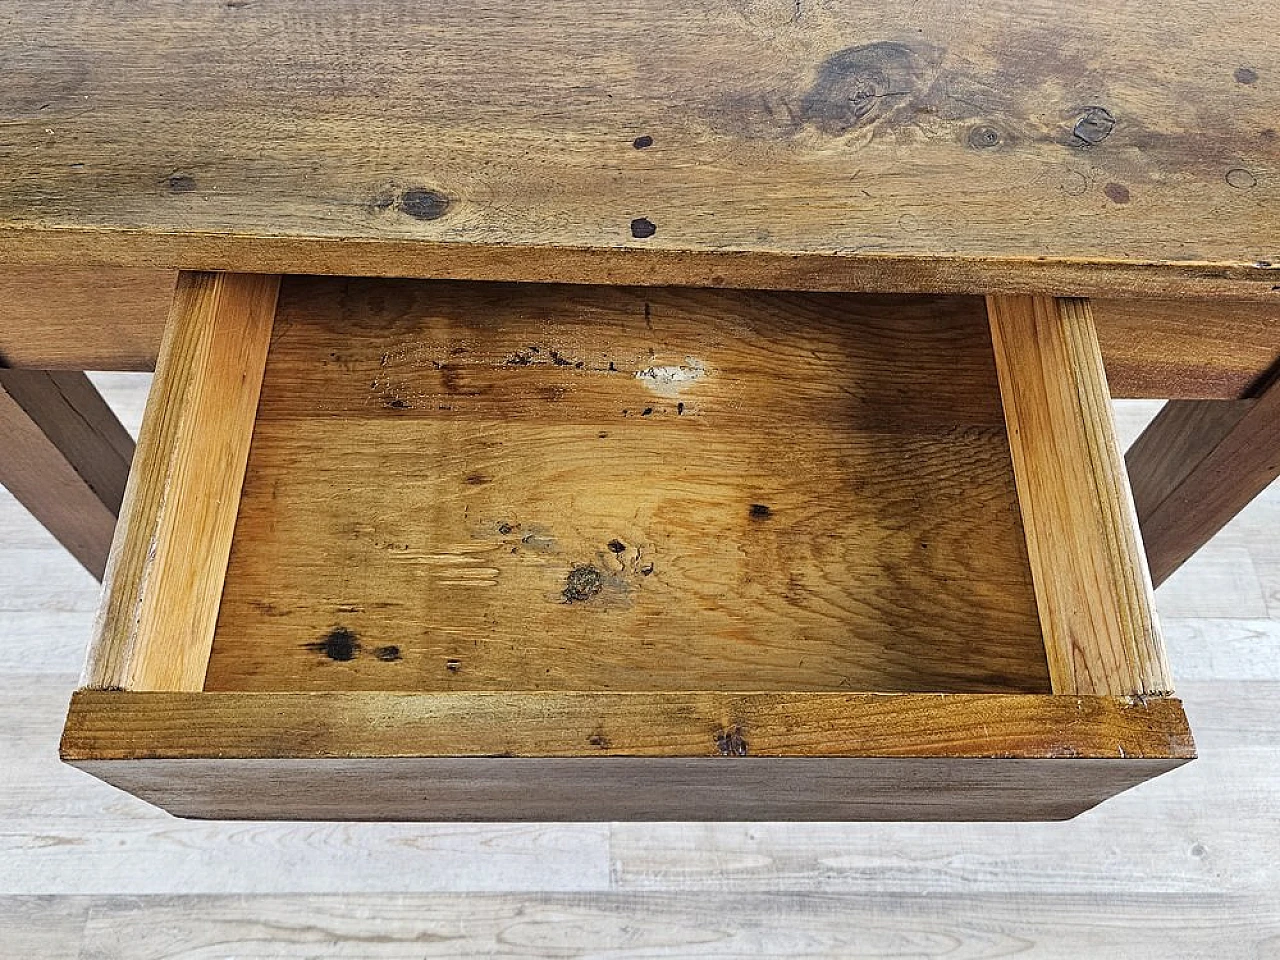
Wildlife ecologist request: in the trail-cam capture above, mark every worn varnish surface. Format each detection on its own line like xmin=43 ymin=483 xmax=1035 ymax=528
xmin=205 ymin=278 xmax=1049 ymax=694
xmin=1 ymin=2 xmax=1277 ymax=296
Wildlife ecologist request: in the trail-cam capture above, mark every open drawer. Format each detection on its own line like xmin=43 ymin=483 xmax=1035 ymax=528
xmin=61 ymin=273 xmax=1193 ymax=820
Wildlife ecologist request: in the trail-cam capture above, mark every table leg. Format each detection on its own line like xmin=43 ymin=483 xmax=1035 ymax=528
xmin=1126 ymin=369 xmax=1280 ymax=587
xmin=0 ymin=370 xmax=135 ymax=580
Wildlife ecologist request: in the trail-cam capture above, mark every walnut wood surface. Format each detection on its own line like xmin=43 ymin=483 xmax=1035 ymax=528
xmin=85 ymin=273 xmax=279 ymax=692
xmin=0 ymin=370 xmax=134 ymax=578
xmin=66 ymin=755 xmax=1188 ymax=821
xmin=1128 ymin=379 xmax=1280 ymax=586
xmin=62 ymin=691 xmax=1192 ymax=820
xmin=1 ymin=1 xmax=1276 ymax=297
xmin=205 ymin=279 xmax=1050 ymax=695
xmin=988 ymin=296 xmax=1169 ymax=696
xmin=0 ymin=267 xmax=172 ymax=370
xmin=1093 ymin=299 xmax=1279 ymax=400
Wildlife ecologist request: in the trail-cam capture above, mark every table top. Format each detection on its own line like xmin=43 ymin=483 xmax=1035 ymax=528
xmin=1 ymin=0 xmax=1276 ymax=297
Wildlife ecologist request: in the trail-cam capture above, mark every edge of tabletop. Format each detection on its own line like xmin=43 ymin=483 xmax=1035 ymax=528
xmin=2 ymin=226 xmax=1278 ymax=300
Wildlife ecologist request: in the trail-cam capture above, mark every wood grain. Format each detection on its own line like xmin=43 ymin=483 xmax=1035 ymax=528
xmin=1127 ymin=401 xmax=1257 ymax=527
xmin=58 ymin=282 xmax=1191 ymax=820
xmin=84 ymin=272 xmax=279 ymax=692
xmin=206 ymin=279 xmax=1049 ymax=695
xmin=0 ymin=267 xmax=172 ymax=370
xmin=2 ymin=674 xmax=613 ymax=888
xmin=0 ymin=898 xmax=87 ymax=960
xmin=1127 ymin=380 xmax=1280 ymax=587
xmin=4 ymin=262 xmax=1276 ymax=402
xmin=60 ymin=756 xmax=1193 ymax=821
xmin=988 ymin=296 xmax=1169 ymax=696
xmin=1094 ymin=299 xmax=1280 ymax=400
xmin=608 ymin=715 xmax=1276 ymax=891
xmin=62 ymin=691 xmax=1191 ymax=821
xmin=63 ymin=691 xmax=1194 ymax=760
xmin=0 ymin=370 xmax=134 ymax=579
xmin=7 ymin=372 xmax=1280 ymax=945
xmin=64 ymin=893 xmax=1280 ymax=959
xmin=1 ymin=2 xmax=1277 ymax=297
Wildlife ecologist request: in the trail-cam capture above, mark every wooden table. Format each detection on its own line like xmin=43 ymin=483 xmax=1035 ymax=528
xmin=2 ymin=0 xmax=1275 ymax=820
xmin=2 ymin=0 xmax=1276 ymax=588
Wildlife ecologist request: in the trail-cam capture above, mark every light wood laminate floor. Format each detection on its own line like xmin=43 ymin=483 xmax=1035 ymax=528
xmin=1 ymin=374 xmax=1277 ymax=958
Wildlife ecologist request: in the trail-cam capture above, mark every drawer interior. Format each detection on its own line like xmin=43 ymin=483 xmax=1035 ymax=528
xmin=207 ymin=279 xmax=1048 ymax=696
xmin=61 ymin=273 xmax=1193 ymax=822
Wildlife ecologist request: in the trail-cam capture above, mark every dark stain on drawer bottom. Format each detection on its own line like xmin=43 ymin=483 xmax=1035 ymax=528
xmin=304 ymin=626 xmax=360 ymax=661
